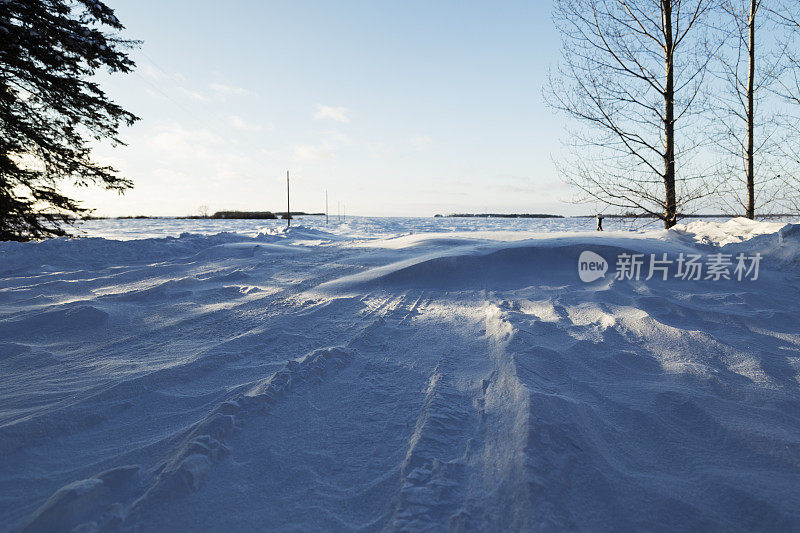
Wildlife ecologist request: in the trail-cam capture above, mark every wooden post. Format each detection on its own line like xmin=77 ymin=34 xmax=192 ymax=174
xmin=286 ymin=170 xmax=290 ymax=228
xmin=325 ymin=190 xmax=329 ymax=224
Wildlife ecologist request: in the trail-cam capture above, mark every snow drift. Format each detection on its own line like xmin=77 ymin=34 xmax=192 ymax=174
xmin=1 ymin=218 xmax=799 ymax=531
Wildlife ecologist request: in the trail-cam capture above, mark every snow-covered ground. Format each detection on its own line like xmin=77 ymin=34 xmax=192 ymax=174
xmin=70 ymin=214 xmax=707 ymax=240
xmin=1 ymin=217 xmax=800 ymax=531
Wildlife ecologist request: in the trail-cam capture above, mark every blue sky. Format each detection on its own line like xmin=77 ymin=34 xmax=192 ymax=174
xmin=74 ymin=0 xmax=576 ymax=217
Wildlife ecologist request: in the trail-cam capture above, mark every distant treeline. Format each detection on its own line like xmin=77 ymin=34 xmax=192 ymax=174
xmin=183 ymin=211 xmax=325 ymax=220
xmin=439 ymin=213 xmax=565 ymax=219
xmin=209 ymin=211 xmax=277 ymax=219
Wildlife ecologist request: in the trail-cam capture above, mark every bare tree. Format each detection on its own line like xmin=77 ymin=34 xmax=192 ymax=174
xmin=769 ymin=2 xmax=800 ymax=101
xmin=547 ymin=0 xmax=717 ymax=228
xmin=767 ymin=1 xmax=800 ymax=213
xmin=712 ymin=0 xmax=788 ymax=218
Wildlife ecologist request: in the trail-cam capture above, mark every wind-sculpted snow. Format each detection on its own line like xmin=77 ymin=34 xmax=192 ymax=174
xmin=1 ymin=218 xmax=800 ymax=531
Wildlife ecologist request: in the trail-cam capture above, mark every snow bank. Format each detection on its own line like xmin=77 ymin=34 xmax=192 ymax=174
xmin=1 ymin=218 xmax=799 ymax=531
xmin=671 ymin=216 xmax=791 ymax=246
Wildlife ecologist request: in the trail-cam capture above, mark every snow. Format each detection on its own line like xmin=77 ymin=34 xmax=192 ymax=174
xmin=672 ymin=216 xmax=790 ymax=246
xmin=1 ymin=217 xmax=800 ymax=531
xmin=69 ymin=215 xmax=659 ymax=240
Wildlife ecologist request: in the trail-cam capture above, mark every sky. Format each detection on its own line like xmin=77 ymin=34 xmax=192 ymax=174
xmin=71 ymin=0 xmax=577 ymax=217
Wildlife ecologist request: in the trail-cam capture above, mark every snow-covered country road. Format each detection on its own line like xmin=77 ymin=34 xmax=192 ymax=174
xmin=1 ymin=219 xmax=800 ymax=531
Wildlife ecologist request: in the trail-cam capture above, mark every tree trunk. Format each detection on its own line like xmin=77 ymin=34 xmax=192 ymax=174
xmin=663 ymin=0 xmax=677 ymax=229
xmin=746 ymin=0 xmax=756 ymax=219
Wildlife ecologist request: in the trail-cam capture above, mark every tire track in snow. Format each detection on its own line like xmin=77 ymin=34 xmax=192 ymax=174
xmin=462 ymin=303 xmax=537 ymax=530
xmin=128 ymin=292 xmax=496 ymax=531
xmin=387 ymin=300 xmax=588 ymax=530
xmin=389 ymin=356 xmax=481 ymax=530
xmin=20 ymin=292 xmax=430 ymax=532
xmin=386 ymin=301 xmax=541 ymax=531
xmin=20 ymin=344 xmax=356 ymax=533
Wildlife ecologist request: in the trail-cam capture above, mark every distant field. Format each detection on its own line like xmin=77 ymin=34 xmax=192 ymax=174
xmin=70 ymin=215 xmax=796 ymax=241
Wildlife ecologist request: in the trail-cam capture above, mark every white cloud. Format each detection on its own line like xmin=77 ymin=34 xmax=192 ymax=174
xmin=293 ymin=144 xmax=335 ymax=161
xmin=145 ymin=122 xmax=225 ymax=160
xmin=180 ymin=88 xmax=208 ymax=102
xmin=138 ymin=63 xmax=187 ymax=84
xmin=411 ymin=135 xmax=433 ymax=151
xmin=228 ymin=115 xmax=265 ymax=132
xmin=210 ymin=83 xmax=255 ymax=96
xmin=314 ymin=105 xmax=350 ymax=123
xmin=292 ymin=131 xmax=353 ymax=161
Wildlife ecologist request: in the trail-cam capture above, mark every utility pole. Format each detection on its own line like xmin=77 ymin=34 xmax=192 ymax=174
xmin=325 ymin=190 xmax=329 ymax=225
xmin=286 ymin=170 xmax=290 ymax=228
